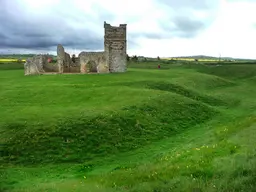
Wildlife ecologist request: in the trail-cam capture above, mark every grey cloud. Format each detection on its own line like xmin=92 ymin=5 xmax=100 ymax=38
xmin=227 ymin=0 xmax=256 ymax=2
xmin=161 ymin=16 xmax=208 ymax=38
xmin=0 ymin=33 xmax=7 ymax=39
xmin=156 ymin=0 xmax=219 ymax=10
xmin=1 ymin=33 xmax=103 ymax=50
xmin=142 ymin=0 xmax=219 ymax=40
xmin=128 ymin=0 xmax=220 ymax=40
xmin=0 ymin=0 xmax=220 ymax=53
xmin=0 ymin=0 xmax=135 ymax=53
xmin=129 ymin=33 xmax=168 ymax=40
xmin=173 ymin=17 xmax=205 ymax=32
xmin=130 ymin=16 xmax=210 ymax=40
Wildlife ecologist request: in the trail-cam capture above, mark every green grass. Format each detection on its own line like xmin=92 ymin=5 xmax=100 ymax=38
xmin=1 ymin=61 xmax=256 ymax=192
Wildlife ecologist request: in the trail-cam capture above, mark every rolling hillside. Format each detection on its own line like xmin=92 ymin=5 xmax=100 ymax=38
xmin=1 ymin=61 xmax=256 ymax=192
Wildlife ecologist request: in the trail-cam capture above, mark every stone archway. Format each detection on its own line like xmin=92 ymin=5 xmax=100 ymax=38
xmin=79 ymin=51 xmax=109 ymax=74
xmin=87 ymin=60 xmax=98 ymax=73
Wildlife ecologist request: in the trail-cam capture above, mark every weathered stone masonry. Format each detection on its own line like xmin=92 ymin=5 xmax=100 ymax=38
xmin=79 ymin=51 xmax=109 ymax=74
xmin=24 ymin=21 xmax=127 ymax=75
xmin=104 ymin=22 xmax=127 ymax=73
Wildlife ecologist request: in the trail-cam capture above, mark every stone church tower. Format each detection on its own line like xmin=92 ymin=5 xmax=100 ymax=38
xmin=104 ymin=21 xmax=127 ymax=72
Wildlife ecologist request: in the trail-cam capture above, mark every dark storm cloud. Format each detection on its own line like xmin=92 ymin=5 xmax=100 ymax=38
xmin=0 ymin=0 xmax=220 ymax=52
xmin=0 ymin=0 xmax=128 ymax=52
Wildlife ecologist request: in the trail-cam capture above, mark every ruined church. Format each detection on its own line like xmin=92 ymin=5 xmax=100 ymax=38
xmin=24 ymin=21 xmax=127 ymax=75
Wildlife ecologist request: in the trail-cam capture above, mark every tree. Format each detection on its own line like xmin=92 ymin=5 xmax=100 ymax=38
xmin=72 ymin=54 xmax=76 ymax=63
xmin=126 ymin=54 xmax=130 ymax=61
xmin=132 ymin=55 xmax=138 ymax=62
xmin=157 ymin=56 xmax=160 ymax=60
xmin=134 ymin=55 xmax=138 ymax=61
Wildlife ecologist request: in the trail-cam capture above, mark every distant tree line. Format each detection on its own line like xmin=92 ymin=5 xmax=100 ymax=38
xmin=126 ymin=54 xmax=162 ymax=62
xmin=126 ymin=54 xmax=138 ymax=62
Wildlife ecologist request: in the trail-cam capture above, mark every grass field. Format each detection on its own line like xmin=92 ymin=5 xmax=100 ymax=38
xmin=1 ymin=61 xmax=256 ymax=192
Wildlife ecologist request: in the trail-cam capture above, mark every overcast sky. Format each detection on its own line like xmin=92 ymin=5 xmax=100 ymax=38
xmin=0 ymin=0 xmax=256 ymax=59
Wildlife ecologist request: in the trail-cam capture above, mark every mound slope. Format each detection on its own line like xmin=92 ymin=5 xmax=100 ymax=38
xmin=2 ymin=92 xmax=218 ymax=165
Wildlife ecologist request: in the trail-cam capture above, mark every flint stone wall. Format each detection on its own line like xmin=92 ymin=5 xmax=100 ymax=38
xmin=24 ymin=55 xmax=48 ymax=75
xmin=79 ymin=52 xmax=109 ymax=74
xmin=57 ymin=44 xmax=74 ymax=73
xmin=68 ymin=57 xmax=80 ymax=72
xmin=104 ymin=22 xmax=127 ymax=73
xmin=64 ymin=52 xmax=72 ymax=67
xmin=24 ymin=55 xmax=59 ymax=75
xmin=63 ymin=52 xmax=72 ymax=72
xmin=57 ymin=44 xmax=64 ymax=73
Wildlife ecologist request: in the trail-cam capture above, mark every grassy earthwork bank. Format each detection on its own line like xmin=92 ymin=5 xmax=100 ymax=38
xmin=1 ymin=60 xmax=256 ymax=191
